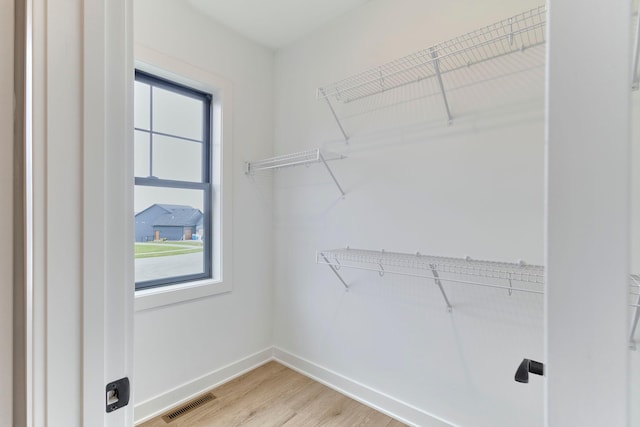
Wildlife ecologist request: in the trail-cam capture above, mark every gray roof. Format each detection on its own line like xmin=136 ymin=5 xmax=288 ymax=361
xmin=136 ymin=203 xmax=196 ymax=217
xmin=153 ymin=208 xmax=202 ymax=227
xmin=156 ymin=204 xmax=193 ymax=212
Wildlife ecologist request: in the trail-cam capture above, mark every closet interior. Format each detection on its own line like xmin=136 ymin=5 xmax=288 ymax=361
xmin=130 ymin=1 xmax=640 ymax=426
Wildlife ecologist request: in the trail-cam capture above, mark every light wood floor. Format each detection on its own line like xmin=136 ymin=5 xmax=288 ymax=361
xmin=140 ymin=361 xmax=408 ymax=427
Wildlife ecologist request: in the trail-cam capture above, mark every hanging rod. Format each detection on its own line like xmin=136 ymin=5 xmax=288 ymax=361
xmin=317 ymin=247 xmax=640 ymax=348
xmin=245 ymin=148 xmax=346 ymax=197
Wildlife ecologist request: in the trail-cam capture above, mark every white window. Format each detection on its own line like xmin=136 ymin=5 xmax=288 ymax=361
xmin=134 ymin=70 xmax=213 ymax=290
xmin=133 ymin=50 xmax=233 ymax=311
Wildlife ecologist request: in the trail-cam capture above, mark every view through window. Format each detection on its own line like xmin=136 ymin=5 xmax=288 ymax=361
xmin=134 ymin=70 xmax=212 ymax=290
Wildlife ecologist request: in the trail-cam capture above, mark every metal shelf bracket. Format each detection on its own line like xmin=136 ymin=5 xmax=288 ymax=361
xmin=630 ymin=304 xmax=639 ymax=350
xmin=632 ymin=11 xmax=640 ymax=90
xmin=321 ymin=253 xmax=349 ymax=291
xmin=319 ymin=88 xmax=349 ymax=143
xmin=429 ymin=264 xmax=453 ymax=312
xmin=630 ymin=276 xmax=640 ymax=350
xmin=318 ymin=151 xmax=346 ymax=198
xmin=430 ymin=48 xmax=454 ymax=124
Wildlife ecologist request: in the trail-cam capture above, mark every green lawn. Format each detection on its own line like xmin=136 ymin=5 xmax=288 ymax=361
xmin=165 ymin=241 xmax=204 ymax=247
xmin=135 ymin=241 xmax=203 ymax=259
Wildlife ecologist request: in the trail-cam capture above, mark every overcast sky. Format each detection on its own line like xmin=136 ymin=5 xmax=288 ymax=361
xmin=134 ymin=81 xmax=206 ymax=214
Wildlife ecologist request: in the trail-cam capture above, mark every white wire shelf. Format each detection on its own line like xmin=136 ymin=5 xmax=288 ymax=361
xmin=244 ymin=148 xmax=343 ymax=173
xmin=245 ymin=148 xmax=346 ymax=197
xmin=317 ymin=247 xmax=544 ymax=294
xmin=317 ymin=5 xmax=546 ymax=137
xmin=317 ymin=247 xmax=640 ymax=348
xmin=318 ymin=6 xmax=545 ymax=104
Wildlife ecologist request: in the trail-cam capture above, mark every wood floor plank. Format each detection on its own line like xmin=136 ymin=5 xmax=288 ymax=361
xmin=281 ymin=384 xmax=350 ymax=426
xmin=139 ymin=361 xmax=408 ymax=427
xmin=233 ymin=402 xmax=297 ymax=427
xmin=283 ymin=380 xmax=329 ymax=412
xmin=326 ymin=398 xmax=396 ymax=426
xmin=192 ymin=365 xmax=310 ymax=426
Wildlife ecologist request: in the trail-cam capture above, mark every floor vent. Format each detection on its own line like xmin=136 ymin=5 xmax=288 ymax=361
xmin=161 ymin=392 xmax=216 ymax=423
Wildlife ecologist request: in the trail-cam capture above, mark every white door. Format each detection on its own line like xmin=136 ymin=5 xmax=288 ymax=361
xmin=24 ymin=0 xmax=135 ymax=425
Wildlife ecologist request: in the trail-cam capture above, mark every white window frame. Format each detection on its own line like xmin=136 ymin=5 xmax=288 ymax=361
xmin=134 ymin=44 xmax=233 ymax=311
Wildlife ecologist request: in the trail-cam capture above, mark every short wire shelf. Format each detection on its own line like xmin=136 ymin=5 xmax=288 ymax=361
xmin=244 ymin=148 xmax=342 ymax=173
xmin=316 ymin=247 xmax=640 ymax=348
xmin=244 ymin=148 xmax=346 ymax=196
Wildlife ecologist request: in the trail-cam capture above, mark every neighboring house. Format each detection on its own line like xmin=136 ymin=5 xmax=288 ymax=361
xmin=135 ymin=204 xmax=203 ymax=242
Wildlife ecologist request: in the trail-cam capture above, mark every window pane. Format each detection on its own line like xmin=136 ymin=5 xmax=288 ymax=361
xmin=134 ymin=81 xmax=150 ymax=130
xmin=153 ymin=86 xmax=203 ymax=141
xmin=134 ymin=186 xmax=206 ymax=284
xmin=134 ymin=130 xmax=150 ymax=178
xmin=152 ymin=134 xmax=203 ymax=182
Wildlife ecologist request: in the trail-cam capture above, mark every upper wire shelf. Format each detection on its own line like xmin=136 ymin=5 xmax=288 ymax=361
xmin=317 ymin=5 xmax=546 ymax=105
xmin=317 ymin=4 xmax=640 ymax=139
xmin=244 ymin=148 xmax=346 ymax=197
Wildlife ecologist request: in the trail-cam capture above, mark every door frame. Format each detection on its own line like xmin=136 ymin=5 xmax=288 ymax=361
xmin=544 ymin=1 xmax=631 ymax=425
xmin=21 ymin=0 xmax=134 ymax=425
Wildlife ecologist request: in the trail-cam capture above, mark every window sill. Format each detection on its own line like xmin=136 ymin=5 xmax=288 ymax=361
xmin=135 ymin=278 xmax=231 ymax=312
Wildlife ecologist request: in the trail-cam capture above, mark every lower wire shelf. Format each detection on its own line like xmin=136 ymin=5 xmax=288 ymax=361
xmin=316 ymin=247 xmax=640 ymax=348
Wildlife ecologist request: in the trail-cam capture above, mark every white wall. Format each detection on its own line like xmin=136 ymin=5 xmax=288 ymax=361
xmin=631 ymin=87 xmax=640 ymax=427
xmin=133 ymin=0 xmax=275 ymax=417
xmin=0 ymin=0 xmax=14 ymax=423
xmin=273 ymin=1 xmax=545 ymax=426
xmin=545 ymin=1 xmax=631 ymax=425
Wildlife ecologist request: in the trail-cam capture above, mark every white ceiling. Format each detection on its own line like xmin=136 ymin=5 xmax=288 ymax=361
xmin=187 ymin=0 xmax=370 ymax=50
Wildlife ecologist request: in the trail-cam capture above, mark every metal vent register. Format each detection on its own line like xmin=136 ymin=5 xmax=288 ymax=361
xmin=161 ymin=393 xmax=216 ymax=423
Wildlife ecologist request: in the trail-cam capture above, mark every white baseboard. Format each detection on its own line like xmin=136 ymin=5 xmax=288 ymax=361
xmin=272 ymin=347 xmax=455 ymax=427
xmin=134 ymin=347 xmax=274 ymax=425
xmin=134 ymin=346 xmax=455 ymax=427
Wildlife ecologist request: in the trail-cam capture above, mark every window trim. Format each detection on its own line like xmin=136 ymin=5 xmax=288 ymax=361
xmin=133 ymin=44 xmax=233 ymax=311
xmin=134 ymin=70 xmax=213 ymax=291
